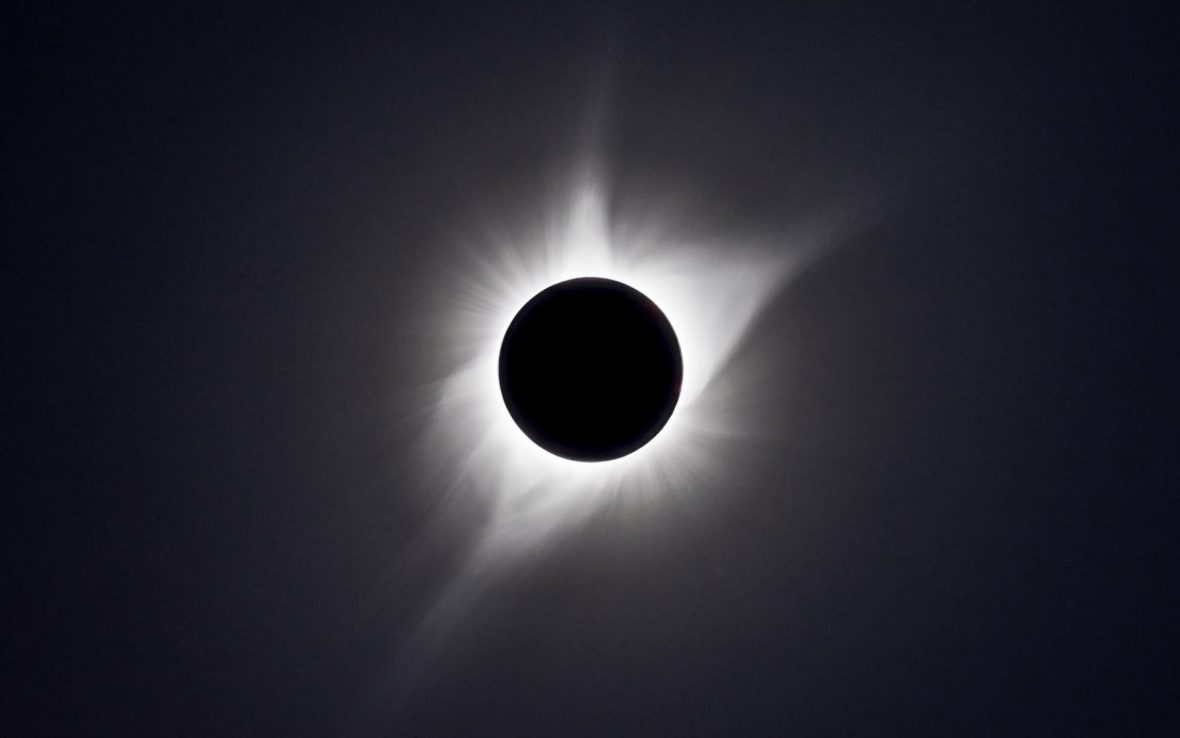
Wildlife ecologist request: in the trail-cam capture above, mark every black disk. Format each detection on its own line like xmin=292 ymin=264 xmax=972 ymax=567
xmin=498 ymin=277 xmax=683 ymax=462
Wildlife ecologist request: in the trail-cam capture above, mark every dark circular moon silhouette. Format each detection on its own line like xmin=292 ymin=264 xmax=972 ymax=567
xmin=499 ymin=277 xmax=682 ymax=462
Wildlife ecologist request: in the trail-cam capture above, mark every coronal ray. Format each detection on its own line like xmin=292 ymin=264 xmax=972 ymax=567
xmin=396 ymin=173 xmax=820 ymax=656
xmin=348 ymin=166 xmax=855 ymax=728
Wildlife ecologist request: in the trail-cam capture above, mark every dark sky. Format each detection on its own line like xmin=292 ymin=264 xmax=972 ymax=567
xmin=6 ymin=2 xmax=1174 ymax=736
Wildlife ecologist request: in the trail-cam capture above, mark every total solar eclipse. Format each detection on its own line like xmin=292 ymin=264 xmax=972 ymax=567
xmin=498 ymin=277 xmax=683 ymax=462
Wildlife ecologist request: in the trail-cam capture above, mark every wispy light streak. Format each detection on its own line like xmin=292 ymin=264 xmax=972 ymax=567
xmin=406 ymin=172 xmax=818 ymax=620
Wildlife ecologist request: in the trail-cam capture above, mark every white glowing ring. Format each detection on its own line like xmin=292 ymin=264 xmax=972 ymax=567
xmin=419 ymin=178 xmax=801 ymax=558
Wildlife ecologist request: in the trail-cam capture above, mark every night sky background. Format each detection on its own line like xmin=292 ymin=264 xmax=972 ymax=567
xmin=6 ymin=2 xmax=1175 ymax=736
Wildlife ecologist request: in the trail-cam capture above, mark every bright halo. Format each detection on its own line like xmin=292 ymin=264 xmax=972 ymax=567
xmin=422 ymin=175 xmax=803 ymax=561
xmin=376 ymin=169 xmax=836 ymax=686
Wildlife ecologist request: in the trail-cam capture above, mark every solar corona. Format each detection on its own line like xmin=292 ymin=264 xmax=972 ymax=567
xmin=399 ymin=177 xmax=805 ymax=670
xmin=422 ymin=183 xmax=796 ymax=549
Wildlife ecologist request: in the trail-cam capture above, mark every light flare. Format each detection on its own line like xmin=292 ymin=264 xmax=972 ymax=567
xmin=425 ymin=177 xmax=802 ymax=562
xmin=374 ymin=170 xmax=838 ymax=707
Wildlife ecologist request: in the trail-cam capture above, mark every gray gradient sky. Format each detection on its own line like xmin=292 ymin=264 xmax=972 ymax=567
xmin=6 ymin=2 xmax=1173 ymax=736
